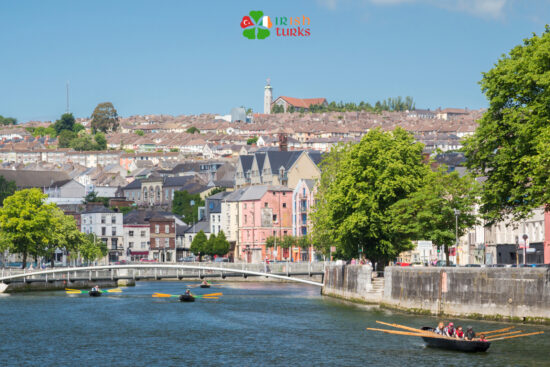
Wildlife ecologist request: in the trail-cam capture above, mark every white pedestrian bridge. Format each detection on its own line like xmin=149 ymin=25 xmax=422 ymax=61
xmin=0 ymin=262 xmax=326 ymax=289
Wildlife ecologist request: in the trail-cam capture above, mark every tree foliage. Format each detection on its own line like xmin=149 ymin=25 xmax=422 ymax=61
xmin=135 ymin=130 xmax=144 ymax=136
xmin=91 ymin=102 xmax=119 ymax=133
xmin=79 ymin=233 xmax=108 ymax=263
xmin=311 ymin=128 xmax=430 ymax=263
xmin=247 ymin=136 xmax=258 ymax=145
xmin=0 ymin=115 xmax=17 ymax=125
xmin=53 ymin=113 xmax=75 ymax=135
xmin=389 ymin=168 xmax=479 ymax=264
xmin=190 ymin=230 xmax=208 ymax=260
xmin=58 ymin=130 xmax=77 ymax=148
xmin=186 ymin=126 xmax=200 ymax=134
xmin=464 ymin=26 xmax=550 ymax=223
xmin=172 ymin=190 xmax=204 ymax=223
xmin=0 ymin=176 xmax=16 ymax=205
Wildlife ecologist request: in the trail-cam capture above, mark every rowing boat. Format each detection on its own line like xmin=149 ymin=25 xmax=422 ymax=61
xmin=89 ymin=290 xmax=102 ymax=297
xmin=179 ymin=294 xmax=195 ymax=302
xmin=420 ymin=327 xmax=490 ymax=352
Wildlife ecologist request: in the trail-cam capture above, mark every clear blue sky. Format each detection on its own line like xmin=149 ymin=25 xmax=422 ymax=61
xmin=1 ymin=0 xmax=548 ymax=122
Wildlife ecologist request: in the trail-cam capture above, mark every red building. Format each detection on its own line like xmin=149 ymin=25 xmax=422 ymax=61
xmin=149 ymin=217 xmax=176 ymax=262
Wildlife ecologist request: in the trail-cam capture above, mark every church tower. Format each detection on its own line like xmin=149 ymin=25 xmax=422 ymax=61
xmin=264 ymin=78 xmax=273 ymax=114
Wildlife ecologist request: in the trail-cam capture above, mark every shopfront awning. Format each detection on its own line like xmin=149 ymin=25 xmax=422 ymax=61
xmin=130 ymin=251 xmax=149 ymax=255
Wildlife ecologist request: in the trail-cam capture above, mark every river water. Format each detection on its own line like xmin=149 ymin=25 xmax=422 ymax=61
xmin=0 ymin=282 xmax=548 ymax=366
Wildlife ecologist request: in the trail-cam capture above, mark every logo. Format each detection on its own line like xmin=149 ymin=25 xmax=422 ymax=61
xmin=241 ymin=11 xmax=272 ymax=40
xmin=241 ymin=11 xmax=311 ymax=39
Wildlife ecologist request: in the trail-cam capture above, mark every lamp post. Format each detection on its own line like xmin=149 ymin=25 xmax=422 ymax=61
xmin=454 ymin=209 xmax=460 ymax=265
xmin=522 ymin=234 xmax=528 ymax=265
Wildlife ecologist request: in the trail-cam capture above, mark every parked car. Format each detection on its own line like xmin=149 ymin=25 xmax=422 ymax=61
xmin=114 ymin=260 xmax=130 ymax=265
xmin=435 ymin=260 xmax=455 ymax=267
xmin=179 ymin=256 xmax=196 ymax=262
xmin=395 ymin=262 xmax=411 ymax=267
xmin=214 ymin=257 xmax=229 ymax=263
xmin=464 ymin=264 xmax=481 ymax=267
xmin=139 ymin=258 xmax=158 ymax=263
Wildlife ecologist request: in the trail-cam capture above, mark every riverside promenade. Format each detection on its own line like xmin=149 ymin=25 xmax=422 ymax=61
xmin=322 ymin=265 xmax=550 ymax=324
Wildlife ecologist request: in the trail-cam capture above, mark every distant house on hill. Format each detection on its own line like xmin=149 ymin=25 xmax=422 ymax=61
xmin=272 ymin=96 xmax=327 ymax=113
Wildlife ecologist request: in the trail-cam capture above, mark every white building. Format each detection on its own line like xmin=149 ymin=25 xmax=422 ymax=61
xmin=81 ymin=206 xmax=124 ymax=263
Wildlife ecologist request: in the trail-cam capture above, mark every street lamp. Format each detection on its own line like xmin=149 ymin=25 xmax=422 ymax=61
xmin=454 ymin=209 xmax=460 ymax=265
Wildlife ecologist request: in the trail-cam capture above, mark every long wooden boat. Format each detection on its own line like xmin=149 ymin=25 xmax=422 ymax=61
xmin=89 ymin=290 xmax=102 ymax=297
xmin=421 ymin=327 xmax=490 ymax=352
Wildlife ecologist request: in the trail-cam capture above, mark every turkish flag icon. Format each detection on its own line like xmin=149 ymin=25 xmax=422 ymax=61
xmin=241 ymin=16 xmax=253 ymax=28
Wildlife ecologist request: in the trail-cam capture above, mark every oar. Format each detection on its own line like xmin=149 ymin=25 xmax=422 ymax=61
xmin=102 ymin=288 xmax=122 ymax=293
xmin=375 ymin=321 xmax=436 ymax=336
xmin=152 ymin=293 xmax=178 ymax=298
xmin=367 ymin=328 xmax=450 ymax=340
xmin=486 ymin=330 xmax=523 ymax=339
xmin=480 ymin=326 xmax=515 ymax=335
xmin=488 ymin=331 xmax=544 ymax=341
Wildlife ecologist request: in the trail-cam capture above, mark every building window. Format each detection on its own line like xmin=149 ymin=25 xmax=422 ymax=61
xmin=155 ymin=238 xmax=160 ymax=246
xmin=101 ymin=216 xmax=106 ymax=224
xmin=165 ymin=238 xmax=169 ymax=247
xmin=129 ymin=231 xmax=134 ymax=237
xmin=283 ymin=230 xmax=287 ymax=236
xmin=112 ymin=216 xmax=116 ymax=224
xmin=128 ymin=242 xmax=134 ymax=248
xmin=101 ymin=227 xmax=106 ymax=236
xmin=165 ymin=225 xmax=169 ymax=234
xmin=189 ymin=235 xmax=192 ymax=242
xmin=155 ymin=225 xmax=160 ymax=234
xmin=264 ymin=202 xmax=268 ymax=207
xmin=141 ymin=230 xmax=146 ymax=237
xmin=141 ymin=242 xmax=146 ymax=249
xmin=244 ymin=203 xmax=247 ymax=209
xmin=282 ymin=203 xmax=287 ymax=208
xmin=244 ymin=215 xmax=247 ymax=224
xmin=112 ymin=228 xmax=116 ymax=236
xmin=273 ymin=214 xmax=277 ymax=222
xmin=282 ymin=192 xmax=286 ymax=196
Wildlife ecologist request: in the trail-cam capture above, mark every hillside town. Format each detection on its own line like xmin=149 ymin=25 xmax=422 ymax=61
xmin=0 ymin=82 xmax=546 ymax=267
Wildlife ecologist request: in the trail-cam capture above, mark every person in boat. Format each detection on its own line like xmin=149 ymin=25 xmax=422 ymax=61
xmin=444 ymin=322 xmax=456 ymax=337
xmin=455 ymin=326 xmax=464 ymax=339
xmin=465 ymin=326 xmax=476 ymax=341
xmin=184 ymin=289 xmax=191 ymax=296
xmin=201 ymin=280 xmax=209 ymax=286
xmin=91 ymin=285 xmax=100 ymax=292
xmin=478 ymin=333 xmax=487 ymax=342
xmin=434 ymin=322 xmax=445 ymax=335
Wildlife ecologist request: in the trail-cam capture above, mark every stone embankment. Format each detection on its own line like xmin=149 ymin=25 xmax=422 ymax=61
xmin=322 ymin=265 xmax=550 ymax=324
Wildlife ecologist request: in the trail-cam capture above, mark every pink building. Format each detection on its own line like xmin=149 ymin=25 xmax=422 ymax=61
xmin=238 ymin=185 xmax=293 ymax=263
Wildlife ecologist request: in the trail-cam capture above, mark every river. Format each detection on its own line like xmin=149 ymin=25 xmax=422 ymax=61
xmin=0 ymin=282 xmax=548 ymax=366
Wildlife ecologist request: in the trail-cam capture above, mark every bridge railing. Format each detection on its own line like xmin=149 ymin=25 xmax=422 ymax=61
xmin=0 ymin=262 xmax=331 ymax=286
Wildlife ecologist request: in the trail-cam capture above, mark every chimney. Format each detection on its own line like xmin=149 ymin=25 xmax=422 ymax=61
xmin=278 ymin=133 xmax=288 ymax=152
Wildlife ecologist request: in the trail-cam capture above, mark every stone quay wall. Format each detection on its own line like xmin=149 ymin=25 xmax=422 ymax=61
xmin=321 ymin=265 xmax=381 ymax=303
xmin=323 ymin=265 xmax=550 ymax=322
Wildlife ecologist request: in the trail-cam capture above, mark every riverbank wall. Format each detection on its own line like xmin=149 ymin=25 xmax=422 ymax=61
xmin=5 ymin=279 xmax=118 ymax=293
xmin=322 ymin=265 xmax=550 ymax=323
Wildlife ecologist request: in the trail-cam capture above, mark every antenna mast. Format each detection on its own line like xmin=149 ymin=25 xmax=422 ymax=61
xmin=66 ymin=81 xmax=70 ymax=113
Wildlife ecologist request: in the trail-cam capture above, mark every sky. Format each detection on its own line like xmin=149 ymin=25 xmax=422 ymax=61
xmin=0 ymin=0 xmax=549 ymax=122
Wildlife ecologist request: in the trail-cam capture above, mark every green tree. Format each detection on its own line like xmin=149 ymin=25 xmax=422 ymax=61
xmin=389 ymin=168 xmax=479 ymax=265
xmin=94 ymin=132 xmax=107 ymax=150
xmin=186 ymin=126 xmax=200 ymax=134
xmin=91 ymin=102 xmax=119 ymax=133
xmin=271 ymin=105 xmax=284 ymax=113
xmin=58 ymin=130 xmax=77 ymax=148
xmin=79 ymin=233 xmax=108 ymax=263
xmin=0 ymin=176 xmax=16 ymax=205
xmin=204 ymin=233 xmax=217 ymax=257
xmin=311 ymin=128 xmax=430 ymax=264
xmin=207 ymin=187 xmax=226 ymax=197
xmin=464 ymin=26 xmax=550 ymax=223
xmin=190 ymin=230 xmax=208 ymax=261
xmin=53 ymin=113 xmax=75 ymax=134
xmin=247 ymin=136 xmax=258 ymax=145
xmin=0 ymin=189 xmax=58 ymax=268
xmin=44 ymin=209 xmax=82 ymax=267
xmin=70 ymin=133 xmax=96 ymax=151
xmin=135 ymin=129 xmax=145 ymax=136
xmin=214 ymin=231 xmax=230 ymax=257
xmin=172 ymin=190 xmax=204 ymax=223
xmin=73 ymin=123 xmax=85 ymax=133
xmin=0 ymin=116 xmax=17 ymax=125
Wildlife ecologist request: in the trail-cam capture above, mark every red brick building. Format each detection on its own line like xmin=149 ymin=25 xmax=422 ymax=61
xmin=149 ymin=217 xmax=176 ymax=262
